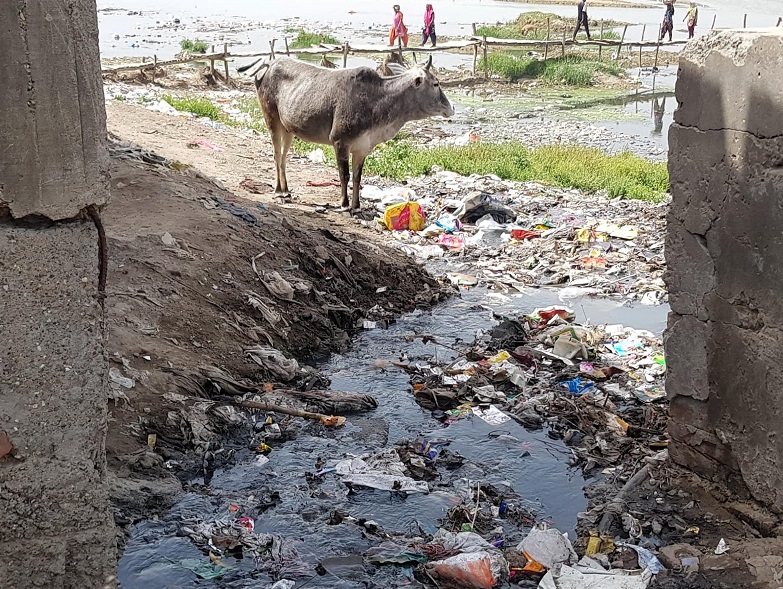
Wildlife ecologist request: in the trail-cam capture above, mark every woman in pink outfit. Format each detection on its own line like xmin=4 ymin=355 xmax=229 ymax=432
xmin=421 ymin=4 xmax=436 ymax=47
xmin=389 ymin=5 xmax=409 ymax=47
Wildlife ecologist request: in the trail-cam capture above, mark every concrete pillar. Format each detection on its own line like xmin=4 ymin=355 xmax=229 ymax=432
xmin=0 ymin=1 xmax=115 ymax=588
xmin=666 ymin=29 xmax=783 ymax=511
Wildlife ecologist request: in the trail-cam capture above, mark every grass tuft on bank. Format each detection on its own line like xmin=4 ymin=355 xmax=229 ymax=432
xmin=180 ymin=38 xmax=209 ymax=54
xmin=289 ymin=30 xmax=340 ymax=49
xmin=482 ymin=54 xmax=624 ymax=85
xmin=292 ymin=139 xmax=668 ymax=202
xmin=163 ymin=95 xmax=222 ymax=119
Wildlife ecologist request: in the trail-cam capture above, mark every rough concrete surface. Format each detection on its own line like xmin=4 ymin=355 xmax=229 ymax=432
xmin=666 ymin=29 xmax=783 ymax=512
xmin=0 ymin=0 xmax=109 ymax=220
xmin=0 ymin=223 xmax=115 ymax=588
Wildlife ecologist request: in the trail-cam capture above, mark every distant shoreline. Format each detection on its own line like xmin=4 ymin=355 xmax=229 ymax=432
xmin=497 ymin=0 xmax=657 ymax=8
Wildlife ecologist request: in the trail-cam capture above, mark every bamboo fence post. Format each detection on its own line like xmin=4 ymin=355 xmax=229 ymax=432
xmin=711 ymin=14 xmax=717 ymax=29
xmin=778 ymin=17 xmax=782 ymax=26
xmin=561 ymin=26 xmax=566 ymax=57
xmin=544 ymin=17 xmax=551 ymax=60
xmin=210 ymin=45 xmax=215 ymax=76
xmin=284 ymin=37 xmax=290 ymax=55
xmin=598 ymin=20 xmax=604 ymax=59
xmin=639 ymin=25 xmax=645 ymax=69
xmin=653 ymin=41 xmax=660 ymax=70
xmin=614 ymin=24 xmax=628 ymax=60
xmin=471 ymin=23 xmax=478 ymax=74
xmin=223 ymin=43 xmax=229 ymax=82
xmin=482 ymin=35 xmax=488 ymax=79
xmin=342 ymin=42 xmax=349 ymax=68
xmin=743 ymin=13 xmax=748 ymax=28
xmin=269 ymin=38 xmax=277 ymax=60
xmin=152 ymin=54 xmax=157 ymax=83
xmin=397 ymin=36 xmax=403 ymax=60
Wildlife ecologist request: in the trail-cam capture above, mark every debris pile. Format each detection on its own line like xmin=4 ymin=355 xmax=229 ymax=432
xmin=369 ymin=169 xmax=667 ymax=303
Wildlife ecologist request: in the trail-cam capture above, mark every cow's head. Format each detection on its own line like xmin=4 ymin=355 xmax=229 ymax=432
xmin=388 ymin=57 xmax=455 ymax=118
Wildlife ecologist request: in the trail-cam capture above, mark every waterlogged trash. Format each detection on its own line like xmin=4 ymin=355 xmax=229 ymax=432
xmin=448 ymin=273 xmax=479 ymax=287
xmin=424 ymin=530 xmax=508 ymax=589
xmin=244 ymin=346 xmax=300 ymax=381
xmin=267 ymin=582 xmax=295 ymax=589
xmin=618 ymin=544 xmax=665 ymax=574
xmin=472 ymin=405 xmax=511 ymax=425
xmin=384 ymin=201 xmax=427 ymax=231
xmin=366 ymin=542 xmax=428 ymax=565
xmin=518 ymin=525 xmax=578 ymax=570
xmin=177 ymin=558 xmax=227 ymax=580
xmin=333 ymin=449 xmax=430 ymax=493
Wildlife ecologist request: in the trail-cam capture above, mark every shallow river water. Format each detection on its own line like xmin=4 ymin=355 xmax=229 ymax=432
xmin=118 ymin=287 xmax=668 ymax=588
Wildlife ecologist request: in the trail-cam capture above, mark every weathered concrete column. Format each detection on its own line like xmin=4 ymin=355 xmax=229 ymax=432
xmin=0 ymin=1 xmax=115 ymax=587
xmin=666 ymin=29 xmax=783 ymax=511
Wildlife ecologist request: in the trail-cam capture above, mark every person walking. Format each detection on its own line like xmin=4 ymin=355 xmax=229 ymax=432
xmin=659 ymin=0 xmax=675 ymax=42
xmin=684 ymin=1 xmax=698 ymax=38
xmin=573 ymin=0 xmax=592 ymax=41
xmin=389 ymin=5 xmax=409 ymax=47
xmin=421 ymin=4 xmax=436 ymax=47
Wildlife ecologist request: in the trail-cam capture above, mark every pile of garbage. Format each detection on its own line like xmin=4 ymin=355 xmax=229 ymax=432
xmin=367 ymin=169 xmax=667 ymax=304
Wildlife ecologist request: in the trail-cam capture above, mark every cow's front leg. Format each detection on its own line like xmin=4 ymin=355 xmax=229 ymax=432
xmin=334 ymin=143 xmax=350 ymax=209
xmin=350 ymin=153 xmax=367 ymax=212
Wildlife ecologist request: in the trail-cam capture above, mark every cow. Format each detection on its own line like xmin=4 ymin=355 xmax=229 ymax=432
xmin=237 ymin=56 xmax=455 ymax=211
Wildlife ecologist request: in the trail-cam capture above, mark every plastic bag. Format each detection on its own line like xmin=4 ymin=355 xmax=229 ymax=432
xmin=383 ymin=201 xmax=427 ymax=231
xmin=517 ymin=525 xmax=578 ymax=570
xmin=426 ymin=551 xmax=506 ymax=589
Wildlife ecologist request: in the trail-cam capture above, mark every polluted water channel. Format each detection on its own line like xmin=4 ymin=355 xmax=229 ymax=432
xmin=118 ymin=287 xmax=668 ymax=589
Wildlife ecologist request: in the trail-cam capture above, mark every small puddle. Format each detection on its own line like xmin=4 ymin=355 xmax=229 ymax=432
xmin=118 ymin=287 xmax=668 ymax=588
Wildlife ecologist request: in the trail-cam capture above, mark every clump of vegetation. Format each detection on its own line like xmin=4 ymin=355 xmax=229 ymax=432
xmin=359 ymin=141 xmax=667 ymax=202
xmin=162 ymin=95 xmax=222 ymax=120
xmin=289 ymin=29 xmax=340 ymax=49
xmin=476 ymin=11 xmax=623 ymax=40
xmin=482 ymin=54 xmax=623 ymax=85
xmin=180 ymin=38 xmax=209 ymax=54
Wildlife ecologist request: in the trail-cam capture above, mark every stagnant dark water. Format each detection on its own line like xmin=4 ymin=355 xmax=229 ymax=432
xmin=118 ymin=287 xmax=668 ymax=588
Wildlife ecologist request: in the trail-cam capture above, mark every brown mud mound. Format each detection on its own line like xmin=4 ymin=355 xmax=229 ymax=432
xmin=102 ymin=139 xmax=450 ymax=532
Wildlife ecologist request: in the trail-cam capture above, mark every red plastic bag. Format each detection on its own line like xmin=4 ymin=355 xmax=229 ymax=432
xmin=511 ymin=229 xmax=541 ymax=241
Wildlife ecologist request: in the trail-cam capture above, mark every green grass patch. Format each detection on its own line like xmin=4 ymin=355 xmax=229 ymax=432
xmin=180 ymin=38 xmax=209 ymax=54
xmin=359 ymin=141 xmax=667 ymax=202
xmin=482 ymin=54 xmax=623 ymax=85
xmin=163 ymin=95 xmax=222 ymax=120
xmin=289 ymin=29 xmax=340 ymax=49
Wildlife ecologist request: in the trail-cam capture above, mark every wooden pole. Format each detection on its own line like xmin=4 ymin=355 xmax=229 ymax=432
xmin=342 ymin=42 xmax=349 ymax=68
xmin=778 ymin=17 xmax=782 ymax=26
xmin=639 ymin=25 xmax=645 ymax=69
xmin=284 ymin=37 xmax=290 ymax=55
xmin=653 ymin=42 xmax=660 ymax=70
xmin=210 ymin=45 xmax=215 ymax=77
xmin=397 ymin=36 xmax=403 ymax=60
xmin=614 ymin=24 xmax=628 ymax=60
xmin=711 ymin=14 xmax=717 ymax=29
xmin=544 ymin=17 xmax=550 ymax=60
xmin=471 ymin=23 xmax=478 ymax=74
xmin=482 ymin=35 xmax=488 ymax=79
xmin=152 ymin=54 xmax=157 ymax=83
xmin=598 ymin=20 xmax=604 ymax=59
xmin=561 ymin=26 xmax=566 ymax=58
xmin=223 ymin=43 xmax=229 ymax=82
xmin=743 ymin=13 xmax=748 ymax=28
xmin=269 ymin=38 xmax=277 ymax=60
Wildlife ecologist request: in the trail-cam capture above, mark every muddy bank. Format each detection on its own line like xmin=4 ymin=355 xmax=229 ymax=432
xmin=102 ymin=138 xmax=451 ymax=540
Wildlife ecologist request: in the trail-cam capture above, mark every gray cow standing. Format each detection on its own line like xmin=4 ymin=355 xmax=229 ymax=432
xmin=238 ymin=56 xmax=454 ymax=211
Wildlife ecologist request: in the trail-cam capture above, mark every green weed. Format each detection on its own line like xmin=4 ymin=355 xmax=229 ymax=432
xmin=162 ymin=95 xmax=222 ymax=120
xmin=360 ymin=140 xmax=667 ymax=202
xmin=482 ymin=54 xmax=623 ymax=85
xmin=180 ymin=38 xmax=209 ymax=54
xmin=289 ymin=30 xmax=340 ymax=49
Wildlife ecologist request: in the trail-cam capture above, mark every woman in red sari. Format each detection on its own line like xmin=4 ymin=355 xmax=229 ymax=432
xmin=389 ymin=5 xmax=409 ymax=47
xmin=421 ymin=4 xmax=436 ymax=47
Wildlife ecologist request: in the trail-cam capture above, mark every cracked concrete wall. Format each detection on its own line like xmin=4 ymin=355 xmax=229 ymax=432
xmin=666 ymin=29 xmax=783 ymax=511
xmin=0 ymin=1 xmax=115 ymax=587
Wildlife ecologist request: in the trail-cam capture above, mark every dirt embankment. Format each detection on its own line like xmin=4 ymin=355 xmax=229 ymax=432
xmin=102 ymin=129 xmax=450 ymax=540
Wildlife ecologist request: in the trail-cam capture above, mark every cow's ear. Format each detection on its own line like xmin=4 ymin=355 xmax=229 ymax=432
xmin=414 ymin=76 xmax=423 ymax=87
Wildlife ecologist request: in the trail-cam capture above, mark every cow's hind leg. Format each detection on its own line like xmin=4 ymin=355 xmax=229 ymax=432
xmin=334 ymin=142 xmax=350 ymax=210
xmin=265 ymin=116 xmax=287 ymax=196
xmin=277 ymin=131 xmax=294 ymax=197
xmin=350 ymin=152 xmax=367 ymax=212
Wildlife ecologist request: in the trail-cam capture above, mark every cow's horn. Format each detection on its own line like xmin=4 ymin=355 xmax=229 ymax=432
xmin=425 ymin=56 xmax=433 ymax=71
